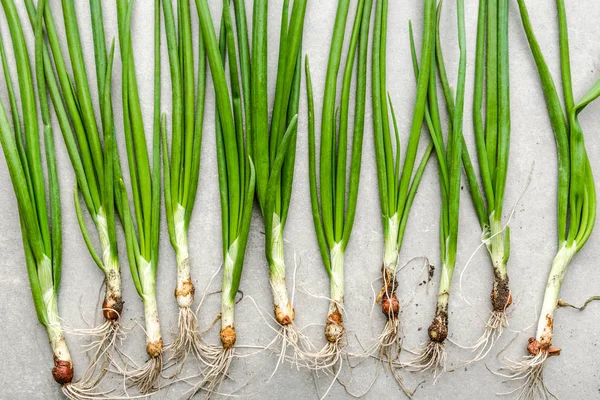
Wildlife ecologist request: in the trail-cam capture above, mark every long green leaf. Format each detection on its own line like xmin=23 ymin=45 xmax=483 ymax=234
xmin=305 ymin=57 xmax=331 ymax=274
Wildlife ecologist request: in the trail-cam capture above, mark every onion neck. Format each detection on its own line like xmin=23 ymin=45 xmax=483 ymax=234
xmin=438 ymin=257 xmax=455 ymax=309
xmin=97 ymin=207 xmax=123 ymax=320
xmin=174 ymin=204 xmax=194 ymax=308
xmin=325 ymin=243 xmax=345 ymax=344
xmin=221 ymin=240 xmax=239 ymax=349
xmin=383 ymin=214 xmax=400 ymax=273
xmin=269 ymin=214 xmax=294 ymax=325
xmin=39 ymin=256 xmax=73 ymax=384
xmin=486 ymin=212 xmax=508 ymax=279
xmin=140 ymin=257 xmax=162 ymax=357
xmin=329 ymin=242 xmax=345 ymax=312
xmin=535 ymin=242 xmax=576 ymax=348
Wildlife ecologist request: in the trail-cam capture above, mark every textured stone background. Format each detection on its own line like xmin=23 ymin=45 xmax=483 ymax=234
xmin=0 ymin=1 xmax=599 ymax=399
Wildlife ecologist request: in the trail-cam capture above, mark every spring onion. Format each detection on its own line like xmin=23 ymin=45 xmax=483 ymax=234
xmin=439 ymin=0 xmax=512 ymax=361
xmin=191 ymin=0 xmax=256 ymax=395
xmin=0 ymin=0 xmax=94 ymax=397
xmin=503 ymin=1 xmax=599 ymax=396
xmin=161 ymin=0 xmax=206 ymax=367
xmin=114 ymin=0 xmax=164 ymax=393
xmin=403 ymin=0 xmax=467 ymax=375
xmin=305 ymin=0 xmax=372 ymax=370
xmin=247 ymin=0 xmax=308 ymax=361
xmin=21 ymin=0 xmax=125 ymax=381
xmin=369 ymin=0 xmax=435 ymax=369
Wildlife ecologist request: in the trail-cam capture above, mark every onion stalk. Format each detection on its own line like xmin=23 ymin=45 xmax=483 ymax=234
xmin=0 ymin=0 xmax=105 ymax=397
xmin=160 ymin=0 xmax=206 ymax=369
xmin=22 ymin=0 xmax=126 ymax=381
xmin=305 ymin=0 xmax=372 ymax=371
xmin=502 ymin=1 xmax=599 ymax=396
xmin=436 ymin=0 xmax=513 ymax=361
xmin=191 ymin=0 xmax=257 ymax=396
xmin=470 ymin=0 xmax=513 ymax=360
xmin=369 ymin=0 xmax=435 ymax=371
xmin=403 ymin=0 xmax=467 ymax=376
xmin=114 ymin=0 xmax=164 ymax=393
xmin=246 ymin=0 xmax=309 ymax=364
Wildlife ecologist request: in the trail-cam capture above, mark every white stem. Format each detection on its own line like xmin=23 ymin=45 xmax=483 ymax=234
xmin=328 ymin=242 xmax=345 ymax=315
xmin=37 ymin=255 xmax=73 ymax=382
xmin=438 ymin=261 xmax=451 ymax=309
xmin=383 ymin=214 xmax=400 ymax=272
xmin=139 ymin=257 xmax=162 ymax=350
xmin=174 ymin=204 xmax=193 ymax=308
xmin=96 ymin=207 xmax=111 ymax=262
xmin=536 ymin=242 xmax=576 ymax=344
xmin=39 ymin=256 xmax=72 ymax=364
xmin=97 ymin=207 xmax=122 ymax=306
xmin=104 ymin=257 xmax=121 ymax=298
xmin=221 ymin=239 xmax=239 ymax=330
xmin=486 ymin=212 xmax=507 ymax=279
xmin=269 ymin=214 xmax=293 ymax=322
xmin=46 ymin=304 xmax=72 ymax=365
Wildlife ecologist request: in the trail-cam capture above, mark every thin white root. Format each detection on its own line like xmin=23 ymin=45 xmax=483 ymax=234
xmin=122 ymin=355 xmax=162 ymax=394
xmin=356 ymin=318 xmax=401 ymax=368
xmin=401 ymin=340 xmax=446 ymax=379
xmin=61 ymin=381 xmax=116 ymax=400
xmin=368 ymin=318 xmax=414 ymax=396
xmin=307 ymin=341 xmax=345 ymax=400
xmin=303 ymin=336 xmax=345 ymax=374
xmin=344 ymin=318 xmax=415 ymax=399
xmin=186 ymin=345 xmax=234 ymax=400
xmin=373 ymin=318 xmax=401 ymax=362
xmin=462 ymin=310 xmax=509 ymax=364
xmin=67 ymin=319 xmax=127 ymax=389
xmin=270 ymin=323 xmax=317 ymax=372
xmin=166 ymin=306 xmax=203 ymax=374
xmin=495 ymin=352 xmax=555 ymax=399
xmin=241 ymin=295 xmax=318 ymax=378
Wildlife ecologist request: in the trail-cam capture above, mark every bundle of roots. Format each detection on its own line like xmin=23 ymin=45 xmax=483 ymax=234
xmin=402 ymin=303 xmax=448 ymax=377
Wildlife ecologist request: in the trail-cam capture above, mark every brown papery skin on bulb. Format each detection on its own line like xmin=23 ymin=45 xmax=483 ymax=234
xmin=175 ymin=278 xmax=195 ymax=300
xmin=52 ymin=357 xmax=73 ymax=385
xmin=102 ymin=295 xmax=124 ymax=321
xmin=427 ymin=304 xmax=448 ymax=343
xmin=325 ymin=306 xmax=344 ymax=343
xmin=491 ymin=275 xmax=512 ymax=312
xmin=275 ymin=301 xmax=295 ymax=326
xmin=221 ymin=325 xmax=236 ymax=349
xmin=146 ymin=340 xmax=163 ymax=358
xmin=527 ymin=315 xmax=561 ymax=357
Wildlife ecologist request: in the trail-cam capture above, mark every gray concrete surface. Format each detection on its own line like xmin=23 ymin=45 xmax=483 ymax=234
xmin=1 ymin=1 xmax=599 ymax=399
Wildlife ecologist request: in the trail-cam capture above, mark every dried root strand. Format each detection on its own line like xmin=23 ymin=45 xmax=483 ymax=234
xmin=557 ymin=295 xmax=600 ymax=311
xmin=122 ymin=355 xmax=163 ymax=395
xmin=61 ymin=381 xmax=116 ymax=400
xmin=355 ymin=318 xmax=414 ymax=399
xmin=360 ymin=317 xmax=401 ymax=365
xmin=243 ymin=294 xmax=317 ymax=373
xmin=166 ymin=306 xmax=203 ymax=373
xmin=186 ymin=346 xmax=235 ymax=400
xmin=401 ymin=340 xmax=446 ymax=378
xmin=62 ymin=316 xmax=128 ymax=394
xmin=496 ymin=352 xmax=555 ymax=400
xmin=376 ymin=318 xmax=401 ymax=362
xmin=401 ymin=306 xmax=448 ymax=377
xmin=271 ymin=322 xmax=317 ymax=371
xmin=465 ymin=310 xmax=509 ymax=364
xmin=465 ymin=280 xmax=513 ymax=362
xmin=306 ymin=341 xmax=346 ymax=400
xmin=302 ymin=311 xmax=346 ymax=374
